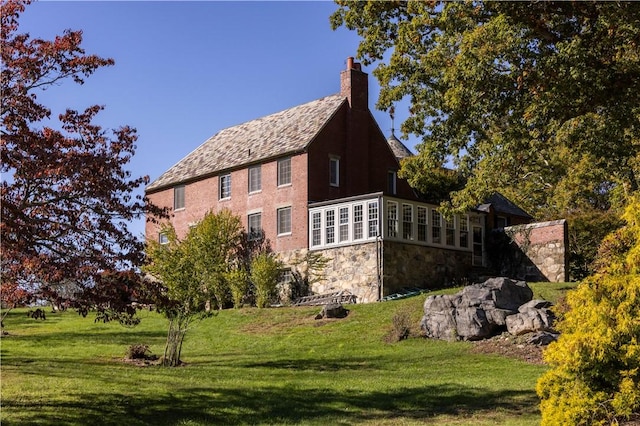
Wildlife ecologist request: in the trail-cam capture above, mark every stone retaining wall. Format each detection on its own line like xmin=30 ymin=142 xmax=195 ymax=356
xmin=382 ymin=241 xmax=473 ymax=294
xmin=504 ymin=220 xmax=568 ymax=282
xmin=280 ymin=244 xmax=380 ymax=303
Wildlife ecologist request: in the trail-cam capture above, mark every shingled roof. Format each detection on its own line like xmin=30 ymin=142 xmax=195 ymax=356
xmin=386 ymin=131 xmax=413 ymax=161
xmin=146 ymin=94 xmax=347 ymax=192
xmin=477 ymin=192 xmax=533 ymax=219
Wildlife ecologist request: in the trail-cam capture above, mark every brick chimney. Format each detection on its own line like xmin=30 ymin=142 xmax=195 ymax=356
xmin=340 ymin=57 xmax=368 ymax=111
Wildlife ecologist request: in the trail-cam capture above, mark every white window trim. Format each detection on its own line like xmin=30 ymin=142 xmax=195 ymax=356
xmin=173 ymin=185 xmax=185 ymax=211
xmin=248 ymin=165 xmax=262 ymax=194
xmin=248 ymin=212 xmax=263 ymax=241
xmin=277 ymin=206 xmax=292 ymax=236
xmin=277 ymin=157 xmax=292 ymax=187
xmin=219 ymin=173 xmax=231 ymax=200
xmin=309 ymin=196 xmax=483 ymax=252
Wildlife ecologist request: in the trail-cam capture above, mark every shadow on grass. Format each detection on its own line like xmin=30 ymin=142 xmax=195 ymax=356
xmin=2 ymin=383 xmax=539 ymax=425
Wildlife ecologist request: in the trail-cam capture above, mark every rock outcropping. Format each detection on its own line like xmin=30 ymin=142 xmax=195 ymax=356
xmin=420 ymin=277 xmax=556 ymax=341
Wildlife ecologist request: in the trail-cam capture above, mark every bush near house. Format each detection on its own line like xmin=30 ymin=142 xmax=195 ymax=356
xmin=537 ymin=196 xmax=640 ymax=425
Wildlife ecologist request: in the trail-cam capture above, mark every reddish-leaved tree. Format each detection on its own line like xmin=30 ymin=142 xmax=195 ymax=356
xmin=0 ymin=0 xmax=167 ymax=325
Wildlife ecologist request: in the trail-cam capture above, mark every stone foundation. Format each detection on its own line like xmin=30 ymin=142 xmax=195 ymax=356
xmin=301 ymin=242 xmax=474 ymax=303
xmin=382 ymin=241 xmax=473 ymax=294
xmin=279 ymin=244 xmax=380 ymax=303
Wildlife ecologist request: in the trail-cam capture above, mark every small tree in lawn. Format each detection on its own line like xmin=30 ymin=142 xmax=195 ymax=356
xmin=251 ymin=252 xmax=282 ymax=308
xmin=144 ymin=209 xmax=243 ymax=366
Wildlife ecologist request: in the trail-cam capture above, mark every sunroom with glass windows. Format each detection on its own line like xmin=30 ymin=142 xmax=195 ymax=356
xmin=308 ymin=193 xmax=485 ymax=265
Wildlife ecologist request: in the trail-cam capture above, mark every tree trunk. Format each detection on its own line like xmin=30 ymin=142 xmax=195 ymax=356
xmin=162 ymin=315 xmax=189 ymax=367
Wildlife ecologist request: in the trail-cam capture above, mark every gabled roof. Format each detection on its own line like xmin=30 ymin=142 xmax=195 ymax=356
xmin=147 ymin=94 xmax=347 ymax=192
xmin=477 ymin=192 xmax=533 ymax=219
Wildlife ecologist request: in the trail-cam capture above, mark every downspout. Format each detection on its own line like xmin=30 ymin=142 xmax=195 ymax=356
xmin=377 ymin=194 xmax=384 ymax=301
xmin=377 ymin=234 xmax=383 ymax=301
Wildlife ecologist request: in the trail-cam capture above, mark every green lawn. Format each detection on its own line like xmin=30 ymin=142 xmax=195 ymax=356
xmin=0 ymin=282 xmax=576 ymax=425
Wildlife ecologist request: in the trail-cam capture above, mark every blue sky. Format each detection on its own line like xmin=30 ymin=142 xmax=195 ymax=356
xmin=18 ymin=1 xmax=418 ymax=238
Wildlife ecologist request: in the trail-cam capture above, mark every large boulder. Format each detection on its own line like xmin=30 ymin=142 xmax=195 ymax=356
xmin=506 ymin=300 xmax=555 ymax=335
xmin=458 ymin=277 xmax=533 ymax=311
xmin=420 ymin=295 xmax=458 ymax=341
xmin=421 ymin=277 xmax=537 ymax=341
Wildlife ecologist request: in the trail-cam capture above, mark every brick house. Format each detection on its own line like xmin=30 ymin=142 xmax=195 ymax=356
xmin=145 ymin=58 xmax=545 ymax=303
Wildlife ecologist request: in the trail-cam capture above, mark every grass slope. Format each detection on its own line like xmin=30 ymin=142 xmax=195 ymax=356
xmin=0 ymin=283 xmax=574 ymax=425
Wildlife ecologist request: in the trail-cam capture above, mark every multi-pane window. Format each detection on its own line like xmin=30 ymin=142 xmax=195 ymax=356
xmin=353 ymin=204 xmax=363 ymax=240
xmin=445 ymin=217 xmax=456 ymax=246
xmin=248 ymin=165 xmax=261 ymax=193
xmin=387 ymin=202 xmax=398 ymax=238
xmin=368 ymin=201 xmax=379 ymax=238
xmin=432 ymin=210 xmax=442 ymax=244
xmin=279 ymin=269 xmax=293 ymax=286
xmin=339 ymin=207 xmax=349 ymax=242
xmin=219 ymin=173 xmax=231 ymax=199
xmin=277 ymin=207 xmax=291 ymax=235
xmin=326 ymin=209 xmax=335 ymax=244
xmin=277 ymin=157 xmax=291 ymax=186
xmin=417 ymin=206 xmax=428 ymax=242
xmin=159 ymin=232 xmax=169 ymax=245
xmin=248 ymin=213 xmax=262 ymax=241
xmin=173 ymin=185 xmax=185 ymax=210
xmin=459 ymin=215 xmax=470 ymax=248
xmin=387 ymin=171 xmax=397 ymax=195
xmin=311 ymin=212 xmax=322 ymax=246
xmin=402 ymin=204 xmax=413 ymax=240
xmin=330 ymin=157 xmax=340 ymax=187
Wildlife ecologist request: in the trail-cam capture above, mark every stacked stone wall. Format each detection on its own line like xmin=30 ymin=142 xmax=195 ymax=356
xmin=281 ymin=244 xmax=380 ymax=303
xmin=382 ymin=241 xmax=473 ymax=295
xmin=504 ymin=220 xmax=568 ymax=282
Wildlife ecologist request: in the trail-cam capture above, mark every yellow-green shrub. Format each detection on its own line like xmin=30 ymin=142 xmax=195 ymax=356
xmin=537 ymin=195 xmax=640 ymax=425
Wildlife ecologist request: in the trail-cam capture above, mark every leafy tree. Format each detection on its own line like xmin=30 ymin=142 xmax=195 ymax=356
xmin=331 ymin=1 xmax=640 ymax=219
xmin=0 ymin=0 xmax=166 ymax=319
xmin=250 ymin=252 xmax=282 ymax=308
xmin=144 ymin=210 xmax=243 ymax=366
xmin=225 ymin=267 xmax=249 ymax=308
xmin=566 ymin=209 xmax=624 ymax=281
xmin=537 ymin=195 xmax=640 ymax=424
xmin=188 ymin=209 xmax=244 ymax=310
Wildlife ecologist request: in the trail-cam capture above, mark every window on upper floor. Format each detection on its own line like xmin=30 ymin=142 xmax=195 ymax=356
xmin=219 ymin=173 xmax=231 ymax=199
xmin=174 ymin=185 xmax=185 ymax=210
xmin=387 ymin=170 xmax=397 ymax=195
xmin=248 ymin=165 xmax=261 ymax=193
xmin=277 ymin=157 xmax=291 ymax=187
xmin=329 ymin=156 xmax=340 ymax=187
xmin=248 ymin=212 xmax=263 ymax=241
xmin=277 ymin=206 xmax=292 ymax=235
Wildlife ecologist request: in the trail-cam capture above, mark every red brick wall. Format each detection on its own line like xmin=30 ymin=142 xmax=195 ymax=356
xmin=146 ymin=152 xmax=309 ymax=252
